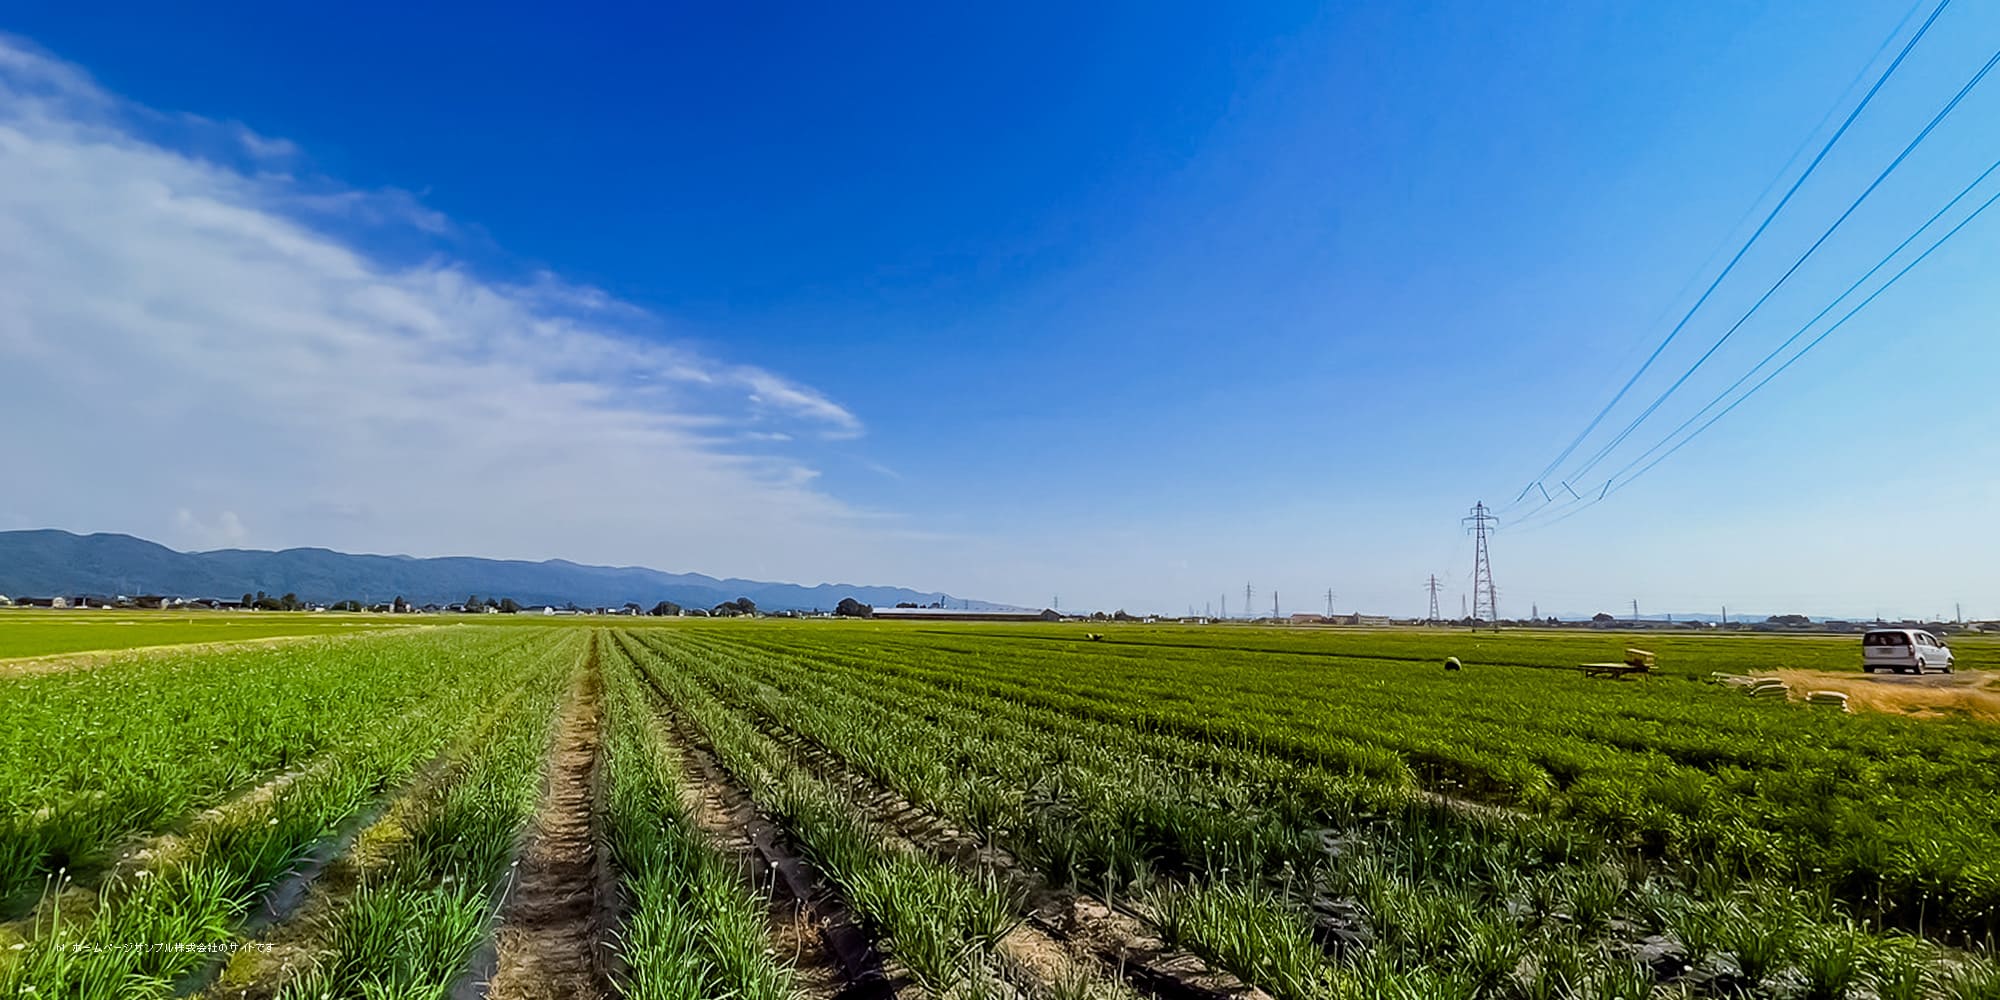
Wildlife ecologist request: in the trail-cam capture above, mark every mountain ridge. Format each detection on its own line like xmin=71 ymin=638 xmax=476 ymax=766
xmin=0 ymin=529 xmax=1000 ymax=611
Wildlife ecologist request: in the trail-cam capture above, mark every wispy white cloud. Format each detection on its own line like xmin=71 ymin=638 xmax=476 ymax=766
xmin=233 ymin=125 xmax=299 ymax=164
xmin=0 ymin=33 xmax=899 ymax=582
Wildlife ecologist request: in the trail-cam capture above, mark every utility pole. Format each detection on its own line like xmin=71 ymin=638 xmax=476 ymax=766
xmin=1053 ymin=595 xmax=1059 ymax=612
xmin=1957 ymin=602 xmax=1963 ymax=624
xmin=1426 ymin=575 xmax=1442 ymax=624
xmin=1272 ymin=590 xmax=1280 ymax=620
xmin=1461 ymin=594 xmax=1468 ymax=620
xmin=1722 ymin=605 xmax=1728 ymax=626
xmin=1220 ymin=593 xmax=1227 ymax=619
xmin=1632 ymin=598 xmax=1640 ymax=622
xmin=1463 ymin=501 xmax=1499 ymax=622
xmin=1532 ymin=602 xmax=1539 ymax=621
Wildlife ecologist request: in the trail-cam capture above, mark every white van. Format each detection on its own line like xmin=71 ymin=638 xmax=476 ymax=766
xmin=1861 ymin=629 xmax=1954 ymax=674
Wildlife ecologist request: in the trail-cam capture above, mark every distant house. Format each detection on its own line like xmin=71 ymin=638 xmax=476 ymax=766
xmin=869 ymin=607 xmax=1061 ymax=623
xmin=1289 ymin=613 xmax=1329 ymax=624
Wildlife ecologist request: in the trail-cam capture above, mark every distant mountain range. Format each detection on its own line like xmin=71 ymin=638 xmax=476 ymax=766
xmin=0 ymin=529 xmax=1001 ymax=612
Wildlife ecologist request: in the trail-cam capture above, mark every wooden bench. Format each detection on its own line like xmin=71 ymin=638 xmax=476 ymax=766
xmin=1581 ymin=647 xmax=1655 ymax=679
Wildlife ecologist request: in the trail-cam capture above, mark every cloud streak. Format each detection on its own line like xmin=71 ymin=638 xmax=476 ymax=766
xmin=0 ymin=34 xmax=896 ymax=582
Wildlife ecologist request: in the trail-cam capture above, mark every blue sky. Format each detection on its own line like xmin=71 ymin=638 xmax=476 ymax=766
xmin=2 ymin=2 xmax=1997 ymax=618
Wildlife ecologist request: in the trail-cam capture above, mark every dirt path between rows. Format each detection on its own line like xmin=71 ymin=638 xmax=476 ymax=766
xmin=202 ymin=673 xmax=551 ymax=1000
xmin=486 ymin=654 xmax=613 ymax=1000
xmin=1772 ymin=668 xmax=2000 ymax=722
xmin=708 ymin=685 xmax=1268 ymax=1000
xmin=669 ymin=719 xmax=901 ymax=1000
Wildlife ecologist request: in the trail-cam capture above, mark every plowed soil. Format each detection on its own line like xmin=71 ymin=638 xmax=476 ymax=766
xmin=487 ymin=664 xmax=610 ymax=1000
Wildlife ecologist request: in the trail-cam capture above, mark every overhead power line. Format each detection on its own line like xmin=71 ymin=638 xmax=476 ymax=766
xmin=1498 ymin=1 xmax=1929 ymax=517
xmin=1601 ymin=183 xmax=2000 ymax=502
xmin=1519 ymin=184 xmax=2000 ymax=534
xmin=1524 ymin=133 xmax=2000 ymax=532
xmin=1513 ymin=0 xmax=1952 ymax=497
xmin=1559 ymin=42 xmax=2000 ymax=486
xmin=1602 ymin=150 xmax=2000 ymax=487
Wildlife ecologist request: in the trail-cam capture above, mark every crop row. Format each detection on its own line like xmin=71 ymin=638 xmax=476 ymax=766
xmin=0 ymin=628 xmax=583 ymax=999
xmin=271 ymin=633 xmax=578 ymax=999
xmin=913 ymin=624 xmax=2000 ymax=677
xmin=608 ymin=632 xmax=1109 ymax=1000
xmin=598 ymin=631 xmax=799 ymax=1000
xmin=0 ymin=626 xmax=557 ymax=910
xmin=1 ymin=628 xmax=584 ymax=996
xmin=714 ymin=623 xmax=2000 ymax=941
xmin=631 ymin=626 xmax=2000 ymax=999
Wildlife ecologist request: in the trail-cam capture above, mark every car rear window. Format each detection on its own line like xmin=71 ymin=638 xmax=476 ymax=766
xmin=1864 ymin=632 xmax=1910 ymax=646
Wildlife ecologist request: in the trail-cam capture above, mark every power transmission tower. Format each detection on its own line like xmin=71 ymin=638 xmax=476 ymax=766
xmin=1461 ymin=594 xmax=1468 ymax=620
xmin=1220 ymin=593 xmax=1227 ymax=619
xmin=1632 ymin=598 xmax=1640 ymax=622
xmin=1272 ymin=590 xmax=1280 ymax=619
xmin=1325 ymin=589 xmax=1335 ymax=617
xmin=1463 ymin=501 xmax=1499 ymax=622
xmin=1245 ymin=583 xmax=1254 ymax=620
xmin=1425 ymin=575 xmax=1441 ymax=624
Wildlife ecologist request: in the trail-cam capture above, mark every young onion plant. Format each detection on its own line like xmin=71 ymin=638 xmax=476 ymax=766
xmin=600 ymin=646 xmax=797 ymax=1000
xmin=271 ymin=635 xmax=578 ymax=1000
xmin=626 ymin=624 xmax=2000 ymax=996
xmin=0 ymin=630 xmax=577 ymax=1000
xmin=620 ymin=635 xmax=1022 ymax=998
xmin=0 ymin=628 xmax=552 ymax=910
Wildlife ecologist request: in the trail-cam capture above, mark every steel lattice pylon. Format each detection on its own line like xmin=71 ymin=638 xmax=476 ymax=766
xmin=1464 ymin=501 xmax=1499 ymax=622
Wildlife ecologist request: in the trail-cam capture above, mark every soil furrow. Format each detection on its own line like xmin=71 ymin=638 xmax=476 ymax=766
xmin=483 ymin=648 xmax=612 ymax=1000
xmin=201 ymin=666 xmax=555 ymax=1000
xmin=715 ymin=686 xmax=1271 ymax=1000
xmin=662 ymin=705 xmax=905 ymax=1000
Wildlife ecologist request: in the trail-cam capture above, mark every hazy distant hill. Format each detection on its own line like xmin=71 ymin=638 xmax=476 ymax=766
xmin=0 ymin=529 xmax=997 ymax=611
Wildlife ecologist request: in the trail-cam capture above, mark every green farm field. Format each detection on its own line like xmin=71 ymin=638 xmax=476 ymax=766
xmin=4 ymin=617 xmax=1999 ymax=999
xmin=0 ymin=609 xmax=419 ymax=660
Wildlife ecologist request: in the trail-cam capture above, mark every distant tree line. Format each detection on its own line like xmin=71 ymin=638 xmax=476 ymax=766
xmin=712 ymin=597 xmax=758 ymax=617
xmin=228 ymin=590 xmax=793 ymax=618
xmin=240 ymin=591 xmax=304 ymax=612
